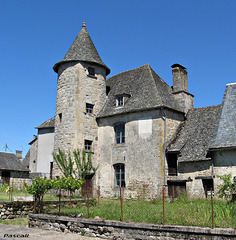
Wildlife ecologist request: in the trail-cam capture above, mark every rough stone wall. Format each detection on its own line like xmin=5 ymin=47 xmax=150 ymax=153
xmin=0 ymin=202 xmax=33 ymax=220
xmin=0 ymin=200 xmax=88 ymax=220
xmin=29 ymin=214 xmax=236 ymax=240
xmin=9 ymin=177 xmax=31 ymax=190
xmin=172 ymin=91 xmax=194 ymax=114
xmin=212 ymin=149 xmax=236 ymax=195
xmin=167 ymin=149 xmax=236 ymax=198
xmin=53 ymin=61 xmax=106 ymax=177
xmin=96 ymin=109 xmax=183 ymax=199
xmin=168 ymin=160 xmax=212 ymax=198
xmin=29 ymin=139 xmax=38 ymax=173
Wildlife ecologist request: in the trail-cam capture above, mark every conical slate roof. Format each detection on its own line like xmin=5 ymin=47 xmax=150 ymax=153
xmin=53 ymin=21 xmax=110 ymax=75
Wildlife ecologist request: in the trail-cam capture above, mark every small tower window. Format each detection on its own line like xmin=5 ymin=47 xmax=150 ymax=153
xmin=58 ymin=113 xmax=62 ymax=123
xmin=88 ymin=67 xmax=95 ymax=76
xmin=86 ymin=103 xmax=94 ymax=114
xmin=84 ymin=140 xmax=92 ymax=152
xmin=116 ymin=96 xmax=124 ymax=107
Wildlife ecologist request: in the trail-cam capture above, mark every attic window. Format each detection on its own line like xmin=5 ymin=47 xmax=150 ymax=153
xmin=116 ymin=96 xmax=124 ymax=107
xmin=88 ymin=67 xmax=95 ymax=76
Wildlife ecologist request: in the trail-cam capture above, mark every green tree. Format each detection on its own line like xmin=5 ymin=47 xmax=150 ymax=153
xmin=53 ymin=149 xmax=98 ymax=180
xmin=25 ymin=177 xmax=52 ymax=213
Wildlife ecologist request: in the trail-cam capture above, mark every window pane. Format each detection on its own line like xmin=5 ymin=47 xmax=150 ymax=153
xmin=86 ymin=103 xmax=94 ymax=114
xmin=114 ymin=164 xmax=125 ymax=188
xmin=115 ymin=123 xmax=125 ymax=144
xmin=88 ymin=67 xmax=95 ymax=76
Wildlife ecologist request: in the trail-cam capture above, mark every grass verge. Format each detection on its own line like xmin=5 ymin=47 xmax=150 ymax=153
xmin=0 ymin=217 xmax=28 ymax=226
xmin=48 ymin=198 xmax=236 ymax=228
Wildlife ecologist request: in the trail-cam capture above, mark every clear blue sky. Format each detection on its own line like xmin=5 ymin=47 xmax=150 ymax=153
xmin=1 ymin=1 xmax=236 ymax=157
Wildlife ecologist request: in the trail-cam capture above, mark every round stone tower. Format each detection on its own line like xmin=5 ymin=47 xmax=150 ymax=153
xmin=53 ymin=21 xmax=110 ymax=177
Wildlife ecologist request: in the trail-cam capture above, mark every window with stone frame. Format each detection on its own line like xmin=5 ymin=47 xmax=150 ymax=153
xmin=86 ymin=103 xmax=94 ymax=114
xmin=88 ymin=67 xmax=95 ymax=76
xmin=114 ymin=123 xmax=125 ymax=144
xmin=114 ymin=163 xmax=125 ymax=188
xmin=84 ymin=140 xmax=93 ymax=152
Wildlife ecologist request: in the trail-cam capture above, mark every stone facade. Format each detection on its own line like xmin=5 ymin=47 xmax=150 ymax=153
xmin=211 ymin=149 xmax=236 ymax=194
xmin=28 ymin=137 xmax=38 ymax=173
xmin=53 ymin=62 xmax=107 ymax=176
xmin=96 ymin=109 xmax=183 ymax=198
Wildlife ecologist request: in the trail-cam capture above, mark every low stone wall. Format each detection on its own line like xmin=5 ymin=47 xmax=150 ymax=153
xmin=29 ymin=214 xmax=236 ymax=240
xmin=0 ymin=200 xmax=88 ymax=220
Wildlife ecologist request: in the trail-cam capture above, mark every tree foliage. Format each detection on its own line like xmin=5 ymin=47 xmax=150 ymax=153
xmin=25 ymin=177 xmax=52 ymax=202
xmin=218 ymin=174 xmax=236 ymax=200
xmin=53 ymin=149 xmax=98 ymax=180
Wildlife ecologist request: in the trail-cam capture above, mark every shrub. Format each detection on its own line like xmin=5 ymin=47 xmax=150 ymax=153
xmin=0 ymin=183 xmax=10 ymax=193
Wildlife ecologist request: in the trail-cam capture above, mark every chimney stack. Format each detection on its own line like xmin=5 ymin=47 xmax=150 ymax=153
xmin=15 ymin=150 xmax=22 ymax=160
xmin=171 ymin=63 xmax=194 ymax=114
xmin=171 ymin=64 xmax=188 ymax=93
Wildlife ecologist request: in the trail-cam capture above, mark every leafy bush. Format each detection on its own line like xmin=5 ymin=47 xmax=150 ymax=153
xmin=218 ymin=174 xmax=235 ymax=200
xmin=0 ymin=183 xmax=10 ymax=193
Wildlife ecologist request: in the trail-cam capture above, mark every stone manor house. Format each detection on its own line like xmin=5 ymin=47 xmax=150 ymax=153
xmin=26 ymin=22 xmax=236 ymax=199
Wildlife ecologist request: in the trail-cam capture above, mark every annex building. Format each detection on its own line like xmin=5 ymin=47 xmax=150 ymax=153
xmin=26 ymin=22 xmax=236 ymax=199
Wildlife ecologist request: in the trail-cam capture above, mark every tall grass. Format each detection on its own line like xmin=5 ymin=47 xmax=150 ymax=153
xmin=48 ymin=198 xmax=236 ymax=228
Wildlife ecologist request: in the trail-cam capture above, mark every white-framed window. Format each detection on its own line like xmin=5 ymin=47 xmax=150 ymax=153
xmin=86 ymin=103 xmax=94 ymax=114
xmin=114 ymin=123 xmax=125 ymax=144
xmin=114 ymin=163 xmax=125 ymax=188
xmin=116 ymin=96 xmax=124 ymax=107
xmin=84 ymin=140 xmax=92 ymax=152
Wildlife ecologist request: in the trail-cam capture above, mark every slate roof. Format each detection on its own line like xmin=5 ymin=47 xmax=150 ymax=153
xmin=167 ymin=105 xmax=221 ymax=162
xmin=53 ymin=21 xmax=110 ymax=75
xmin=36 ymin=117 xmax=55 ymax=129
xmin=98 ymin=64 xmax=184 ymax=118
xmin=209 ymin=83 xmax=236 ymax=150
xmin=0 ymin=152 xmax=29 ymax=172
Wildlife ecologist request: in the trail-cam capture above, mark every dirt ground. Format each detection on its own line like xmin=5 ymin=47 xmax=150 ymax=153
xmin=0 ymin=224 xmax=102 ymax=240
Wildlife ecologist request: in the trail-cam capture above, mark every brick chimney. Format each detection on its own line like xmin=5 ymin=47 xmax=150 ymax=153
xmin=171 ymin=64 xmax=194 ymax=114
xmin=15 ymin=150 xmax=22 ymax=160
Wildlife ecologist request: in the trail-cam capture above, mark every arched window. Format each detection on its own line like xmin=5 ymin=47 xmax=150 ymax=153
xmin=114 ymin=123 xmax=125 ymax=144
xmin=114 ymin=163 xmax=125 ymax=188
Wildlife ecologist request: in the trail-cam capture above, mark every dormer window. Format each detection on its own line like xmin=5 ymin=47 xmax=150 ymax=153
xmin=88 ymin=67 xmax=95 ymax=76
xmin=116 ymin=93 xmax=131 ymax=108
xmin=116 ymin=96 xmax=124 ymax=107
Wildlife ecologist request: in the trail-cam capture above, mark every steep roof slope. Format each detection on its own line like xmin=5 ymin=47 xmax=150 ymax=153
xmin=209 ymin=83 xmax=236 ymax=150
xmin=0 ymin=152 xmax=29 ymax=172
xmin=98 ymin=64 xmax=184 ymax=118
xmin=53 ymin=22 xmax=110 ymax=74
xmin=167 ymin=105 xmax=221 ymax=162
xmin=36 ymin=116 xmax=55 ymax=129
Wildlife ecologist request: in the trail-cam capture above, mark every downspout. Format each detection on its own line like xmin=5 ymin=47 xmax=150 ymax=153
xmin=161 ymin=107 xmax=167 ymax=186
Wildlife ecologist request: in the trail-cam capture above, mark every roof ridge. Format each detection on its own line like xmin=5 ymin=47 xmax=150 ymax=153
xmin=107 ymin=64 xmax=150 ymax=81
xmin=147 ymin=65 xmax=164 ymax=106
xmin=192 ymin=104 xmax=221 ymax=111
